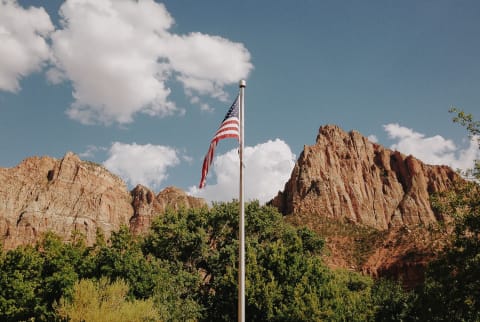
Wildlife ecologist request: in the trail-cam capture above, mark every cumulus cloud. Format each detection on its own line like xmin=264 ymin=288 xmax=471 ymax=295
xmin=189 ymin=139 xmax=296 ymax=204
xmin=383 ymin=123 xmax=480 ymax=171
xmin=103 ymin=142 xmax=180 ymax=190
xmin=48 ymin=0 xmax=252 ymax=124
xmin=0 ymin=0 xmax=53 ymax=92
xmin=164 ymin=32 xmax=252 ymax=100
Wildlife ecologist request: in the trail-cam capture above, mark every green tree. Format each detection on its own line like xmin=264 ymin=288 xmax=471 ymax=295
xmin=371 ymin=278 xmax=414 ymax=322
xmin=143 ymin=207 xmax=209 ymax=267
xmin=55 ymin=277 xmax=159 ymax=322
xmin=94 ymin=226 xmax=160 ymax=299
xmin=449 ymin=107 xmax=480 ymax=178
xmin=410 ymin=109 xmax=480 ymax=321
xmin=36 ymin=233 xmax=83 ymax=313
xmin=0 ymin=232 xmax=94 ymax=321
xmin=144 ymin=201 xmax=376 ymax=321
xmin=153 ymin=260 xmax=204 ymax=321
xmin=0 ymin=245 xmax=44 ymax=321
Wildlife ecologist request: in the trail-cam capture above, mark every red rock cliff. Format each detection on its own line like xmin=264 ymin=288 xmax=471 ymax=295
xmin=271 ymin=125 xmax=459 ymax=230
xmin=0 ymin=152 xmax=205 ymax=250
xmin=129 ymin=185 xmax=207 ymax=235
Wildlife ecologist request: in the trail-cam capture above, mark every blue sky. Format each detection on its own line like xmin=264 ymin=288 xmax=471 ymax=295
xmin=1 ymin=0 xmax=479 ymax=203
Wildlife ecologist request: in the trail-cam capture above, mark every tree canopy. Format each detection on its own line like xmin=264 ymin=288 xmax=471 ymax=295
xmin=0 ymin=202 xmax=387 ymax=321
xmin=409 ymin=109 xmax=480 ymax=321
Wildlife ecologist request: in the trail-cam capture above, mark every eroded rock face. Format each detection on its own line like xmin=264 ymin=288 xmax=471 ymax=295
xmin=0 ymin=153 xmax=206 ymax=249
xmin=129 ymin=185 xmax=207 ymax=234
xmin=272 ymin=125 xmax=462 ymax=287
xmin=271 ymin=125 xmax=459 ymax=230
xmin=0 ymin=152 xmax=133 ymax=249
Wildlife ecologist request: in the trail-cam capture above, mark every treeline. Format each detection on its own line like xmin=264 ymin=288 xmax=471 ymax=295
xmin=0 ymin=202 xmax=394 ymax=321
xmin=1 ymin=192 xmax=478 ymax=321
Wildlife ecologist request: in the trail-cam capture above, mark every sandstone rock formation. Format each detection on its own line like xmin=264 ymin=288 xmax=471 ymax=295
xmin=272 ymin=124 xmax=463 ymax=287
xmin=130 ymin=185 xmax=207 ymax=234
xmin=271 ymin=125 xmax=459 ymax=230
xmin=0 ymin=152 xmax=205 ymax=250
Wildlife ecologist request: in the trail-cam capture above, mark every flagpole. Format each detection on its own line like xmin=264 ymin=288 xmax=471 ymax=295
xmin=238 ymin=79 xmax=246 ymax=322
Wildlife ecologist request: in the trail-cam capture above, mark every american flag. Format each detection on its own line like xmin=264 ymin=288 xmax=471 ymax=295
xmin=199 ymin=95 xmax=240 ymax=188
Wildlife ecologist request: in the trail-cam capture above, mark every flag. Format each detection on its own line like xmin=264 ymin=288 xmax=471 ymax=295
xmin=199 ymin=95 xmax=240 ymax=188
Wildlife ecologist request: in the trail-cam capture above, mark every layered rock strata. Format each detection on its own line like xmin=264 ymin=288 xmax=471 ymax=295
xmin=0 ymin=152 xmax=205 ymax=249
xmin=271 ymin=125 xmax=459 ymax=230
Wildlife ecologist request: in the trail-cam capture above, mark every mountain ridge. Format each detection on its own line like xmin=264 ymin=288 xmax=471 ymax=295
xmin=270 ymin=124 xmax=462 ymax=287
xmin=270 ymin=124 xmax=459 ymax=230
xmin=0 ymin=152 xmax=205 ymax=250
xmin=0 ymin=125 xmax=464 ymax=287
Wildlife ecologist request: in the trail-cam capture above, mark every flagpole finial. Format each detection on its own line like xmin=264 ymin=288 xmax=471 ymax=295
xmin=239 ymin=79 xmax=246 ymax=88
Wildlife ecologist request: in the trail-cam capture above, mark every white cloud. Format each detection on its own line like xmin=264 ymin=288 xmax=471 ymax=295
xmin=103 ymin=142 xmax=180 ymax=190
xmin=383 ymin=123 xmax=480 ymax=171
xmin=367 ymin=134 xmax=378 ymax=143
xmin=189 ymin=95 xmax=214 ymax=112
xmin=48 ymin=0 xmax=252 ymax=125
xmin=200 ymin=103 xmax=214 ymax=112
xmin=78 ymin=144 xmax=107 ymax=158
xmin=0 ymin=0 xmax=53 ymax=92
xmin=165 ymin=32 xmax=252 ymax=100
xmin=189 ymin=139 xmax=296 ymax=204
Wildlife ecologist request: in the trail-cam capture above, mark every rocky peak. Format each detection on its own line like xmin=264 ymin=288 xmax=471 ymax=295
xmin=0 ymin=153 xmax=206 ymax=250
xmin=271 ymin=125 xmax=460 ymax=230
xmin=157 ymin=186 xmax=207 ymax=210
xmin=270 ymin=125 xmax=463 ymax=287
xmin=129 ymin=185 xmax=206 ymax=234
xmin=0 ymin=153 xmax=133 ymax=249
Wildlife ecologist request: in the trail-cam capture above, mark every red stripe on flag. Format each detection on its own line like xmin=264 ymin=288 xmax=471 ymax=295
xmin=199 ymin=96 xmax=240 ymax=188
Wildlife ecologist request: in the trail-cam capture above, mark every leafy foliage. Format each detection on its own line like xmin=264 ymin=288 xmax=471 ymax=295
xmin=95 ymin=226 xmax=160 ymax=299
xmin=143 ymin=201 xmax=377 ymax=321
xmin=409 ymin=109 xmax=480 ymax=321
xmin=449 ymin=107 xmax=480 ymax=178
xmin=55 ymin=277 xmax=159 ymax=322
xmin=371 ymin=278 xmax=414 ymax=322
xmin=0 ymin=201 xmax=421 ymax=321
xmin=0 ymin=232 xmax=95 ymax=321
xmin=152 ymin=260 xmax=204 ymax=321
xmin=412 ymin=179 xmax=480 ymax=321
xmin=0 ymin=245 xmax=44 ymax=321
